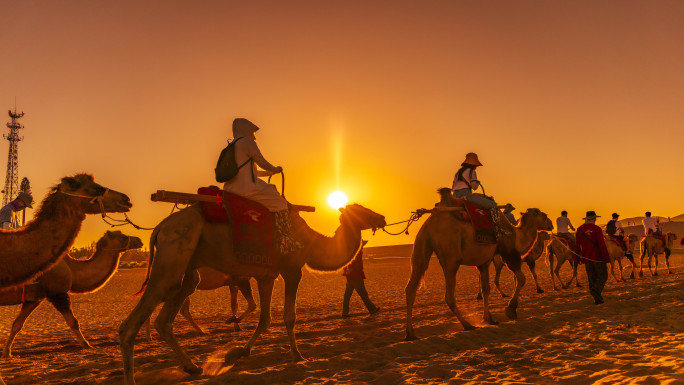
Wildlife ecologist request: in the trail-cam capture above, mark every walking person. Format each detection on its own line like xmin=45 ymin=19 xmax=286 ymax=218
xmin=575 ymin=211 xmax=610 ymax=305
xmin=0 ymin=192 xmax=33 ymax=230
xmin=342 ymin=241 xmax=379 ymax=317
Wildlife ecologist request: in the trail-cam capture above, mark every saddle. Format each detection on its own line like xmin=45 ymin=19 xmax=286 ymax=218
xmin=197 ymin=187 xmax=276 ymax=267
xmin=438 ymin=189 xmax=496 ymax=244
xmin=608 ymin=234 xmax=626 ymax=249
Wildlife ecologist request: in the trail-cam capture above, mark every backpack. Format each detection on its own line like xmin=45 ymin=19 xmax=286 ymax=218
xmin=214 ymin=138 xmax=252 ymax=183
xmin=606 ymin=219 xmax=617 ymax=235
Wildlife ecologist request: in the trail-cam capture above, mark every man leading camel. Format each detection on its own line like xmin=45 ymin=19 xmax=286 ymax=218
xmin=222 ymin=118 xmax=300 ymax=254
xmin=575 ymin=211 xmax=610 ymax=305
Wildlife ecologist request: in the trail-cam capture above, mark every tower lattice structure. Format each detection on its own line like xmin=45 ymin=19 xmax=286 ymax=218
xmin=2 ymin=108 xmax=24 ymax=206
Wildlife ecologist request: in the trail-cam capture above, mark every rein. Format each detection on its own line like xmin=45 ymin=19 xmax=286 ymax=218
xmin=550 ymin=233 xmax=604 ymax=263
xmin=267 ymin=170 xmax=285 ymax=197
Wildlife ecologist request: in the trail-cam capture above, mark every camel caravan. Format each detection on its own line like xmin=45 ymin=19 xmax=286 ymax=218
xmin=0 ymin=119 xmax=680 ymax=385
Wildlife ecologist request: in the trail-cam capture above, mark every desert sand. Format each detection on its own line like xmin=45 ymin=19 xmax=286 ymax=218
xmin=0 ymin=251 xmax=683 ymax=384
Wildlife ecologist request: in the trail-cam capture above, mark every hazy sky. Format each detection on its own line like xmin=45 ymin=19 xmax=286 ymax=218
xmin=2 ymin=1 xmax=684 ymax=248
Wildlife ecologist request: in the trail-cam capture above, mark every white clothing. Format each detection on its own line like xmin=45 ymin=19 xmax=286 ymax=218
xmin=452 ymin=168 xmax=480 ymax=191
xmin=615 ymin=220 xmax=624 ymax=234
xmin=222 ymin=123 xmax=288 ymax=212
xmin=556 ymin=216 xmax=573 ymax=234
xmin=642 ymin=217 xmax=658 ymax=234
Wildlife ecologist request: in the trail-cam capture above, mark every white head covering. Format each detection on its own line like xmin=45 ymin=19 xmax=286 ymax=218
xmin=232 ymin=118 xmax=260 ymax=139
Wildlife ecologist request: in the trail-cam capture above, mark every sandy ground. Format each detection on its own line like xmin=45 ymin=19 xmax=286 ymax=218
xmin=1 ymin=252 xmax=683 ymax=385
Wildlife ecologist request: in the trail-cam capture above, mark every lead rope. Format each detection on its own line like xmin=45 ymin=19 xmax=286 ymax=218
xmin=267 ymin=170 xmax=285 ymax=197
xmin=380 ymin=208 xmax=432 ymax=236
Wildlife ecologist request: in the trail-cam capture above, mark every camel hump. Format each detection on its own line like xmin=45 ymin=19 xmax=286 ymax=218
xmin=436 ymin=188 xmax=465 ymax=208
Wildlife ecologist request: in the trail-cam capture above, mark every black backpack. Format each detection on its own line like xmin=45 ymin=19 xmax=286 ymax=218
xmin=606 ymin=219 xmax=617 ymax=235
xmin=214 ymin=138 xmax=252 ymax=183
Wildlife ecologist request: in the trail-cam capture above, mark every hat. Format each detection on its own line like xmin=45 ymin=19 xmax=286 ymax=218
xmin=17 ymin=192 xmax=33 ymax=208
xmin=582 ymin=211 xmax=600 ymax=219
xmin=462 ymin=152 xmax=482 ymax=166
xmin=611 ymin=213 xmax=619 ymax=219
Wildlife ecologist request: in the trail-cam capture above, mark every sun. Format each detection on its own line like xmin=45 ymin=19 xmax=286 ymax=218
xmin=327 ymin=190 xmax=348 ymax=210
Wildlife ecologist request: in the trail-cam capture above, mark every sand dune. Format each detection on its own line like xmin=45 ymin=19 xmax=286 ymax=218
xmin=1 ymin=252 xmax=683 ymax=384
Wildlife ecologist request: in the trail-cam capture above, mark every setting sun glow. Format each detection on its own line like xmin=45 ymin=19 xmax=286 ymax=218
xmin=327 ymin=191 xmax=348 ymax=210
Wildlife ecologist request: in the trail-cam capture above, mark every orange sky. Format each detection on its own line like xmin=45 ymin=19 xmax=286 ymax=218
xmin=2 ymin=1 xmax=684 ymax=248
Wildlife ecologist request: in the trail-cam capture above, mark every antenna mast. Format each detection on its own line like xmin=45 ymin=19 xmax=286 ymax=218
xmin=2 ymin=107 xmax=24 ymax=205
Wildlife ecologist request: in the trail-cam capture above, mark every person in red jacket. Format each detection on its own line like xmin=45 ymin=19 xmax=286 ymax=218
xmin=342 ymin=240 xmax=380 ymax=317
xmin=575 ymin=211 xmax=611 ymax=305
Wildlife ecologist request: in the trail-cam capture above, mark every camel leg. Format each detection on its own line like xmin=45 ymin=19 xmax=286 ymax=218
xmin=554 ymin=259 xmax=567 ymax=289
xmin=610 ymin=258 xmax=622 ymax=282
xmin=154 ymin=268 xmax=201 ymax=374
xmin=443 ymin=263 xmax=475 ymax=330
xmin=235 ymin=280 xmax=256 ymax=326
xmin=617 ymin=259 xmax=625 ymax=282
xmin=144 ymin=318 xmax=152 ymax=341
xmin=47 ymin=293 xmax=92 ymax=349
xmin=179 ymin=297 xmax=206 ymax=335
xmin=225 ymin=277 xmax=275 ymax=365
xmin=665 ymin=249 xmax=673 ymax=274
xmin=548 ymin=250 xmax=559 ymax=291
xmin=626 ymin=253 xmax=636 ymax=279
xmin=281 ymin=269 xmax=304 ymax=361
xmin=405 ymin=238 xmax=432 ymax=341
xmin=2 ymin=300 xmax=42 ymax=359
xmin=477 ymin=262 xmax=497 ymax=325
xmin=527 ymin=259 xmax=543 ymax=294
xmin=493 ymin=256 xmax=509 ymax=297
xmin=226 ymin=285 xmax=241 ymax=331
xmin=119 ymin=222 xmax=202 ymax=385
xmin=649 ymin=253 xmax=656 ymax=276
xmin=639 ymin=249 xmax=646 ymax=277
xmin=572 ymin=260 xmax=581 ymax=287
xmin=505 ymin=267 xmax=526 ymax=320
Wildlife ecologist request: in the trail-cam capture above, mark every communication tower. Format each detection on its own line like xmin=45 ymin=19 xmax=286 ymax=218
xmin=2 ymin=108 xmax=24 ymax=206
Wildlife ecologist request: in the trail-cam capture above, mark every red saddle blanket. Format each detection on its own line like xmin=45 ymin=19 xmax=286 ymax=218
xmin=609 ymin=235 xmax=626 ymax=248
xmin=463 ymin=201 xmax=496 ymax=244
xmin=197 ymin=187 xmax=276 ymax=267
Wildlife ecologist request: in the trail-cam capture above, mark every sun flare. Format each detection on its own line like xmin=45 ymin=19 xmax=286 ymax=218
xmin=327 ymin=190 xmax=348 ymax=210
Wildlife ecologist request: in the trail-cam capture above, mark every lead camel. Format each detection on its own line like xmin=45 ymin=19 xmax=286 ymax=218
xmin=118 ymin=202 xmax=386 ymax=385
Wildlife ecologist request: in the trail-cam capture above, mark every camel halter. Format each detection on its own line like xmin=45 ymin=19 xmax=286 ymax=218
xmin=102 ymin=235 xmax=134 ymax=251
xmin=58 ymin=189 xmax=154 ymax=230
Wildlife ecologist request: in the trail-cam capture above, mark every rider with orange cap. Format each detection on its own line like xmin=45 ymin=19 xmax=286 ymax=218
xmin=451 ymin=153 xmax=506 ymax=236
xmin=451 ymin=152 xmax=497 ymax=209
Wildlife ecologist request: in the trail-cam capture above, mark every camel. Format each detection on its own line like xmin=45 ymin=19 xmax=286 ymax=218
xmin=605 ymin=234 xmax=639 ymax=282
xmin=477 ymin=231 xmax=552 ymax=299
xmin=0 ymin=174 xmax=132 ymax=288
xmin=142 ymin=267 xmax=255 ymax=339
xmin=404 ymin=189 xmax=553 ymax=341
xmin=1 ymin=230 xmax=143 ymax=358
xmin=639 ymin=232 xmax=677 ymax=276
xmin=546 ymin=234 xmax=581 ymax=290
xmin=118 ymin=202 xmax=386 ymax=385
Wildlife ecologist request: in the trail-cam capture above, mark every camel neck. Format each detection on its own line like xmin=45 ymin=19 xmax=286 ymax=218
xmin=0 ymin=192 xmax=87 ymax=288
xmin=302 ymin=216 xmax=362 ymax=271
xmin=66 ymin=245 xmax=124 ymax=294
xmin=514 ymin=223 xmax=539 ymax=257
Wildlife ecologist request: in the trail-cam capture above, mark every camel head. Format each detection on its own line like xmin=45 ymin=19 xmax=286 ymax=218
xmin=97 ymin=230 xmax=144 ymax=251
xmin=627 ymin=233 xmax=639 ymax=249
xmin=55 ymin=174 xmax=132 ymax=214
xmin=667 ymin=232 xmax=678 ymax=243
xmin=339 ymin=204 xmax=386 ymax=232
xmin=519 ymin=208 xmax=553 ymax=231
xmin=537 ymin=231 xmax=551 ymax=243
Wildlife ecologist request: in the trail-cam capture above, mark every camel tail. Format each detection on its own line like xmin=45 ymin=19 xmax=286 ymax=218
xmin=132 ymin=226 xmax=160 ymax=297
